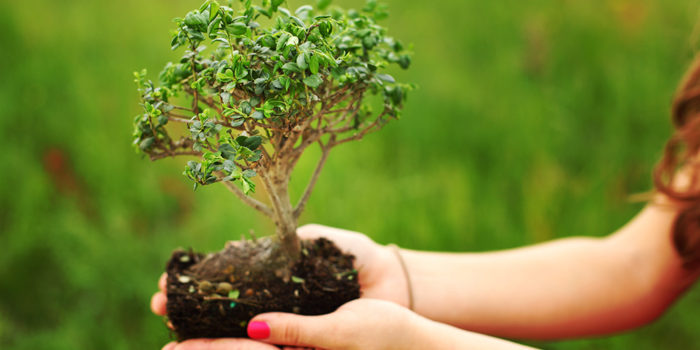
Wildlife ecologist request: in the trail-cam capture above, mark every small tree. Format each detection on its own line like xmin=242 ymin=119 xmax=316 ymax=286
xmin=133 ymin=0 xmax=411 ymax=267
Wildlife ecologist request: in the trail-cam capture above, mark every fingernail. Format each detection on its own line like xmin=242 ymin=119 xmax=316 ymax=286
xmin=162 ymin=341 xmax=177 ymax=350
xmin=247 ymin=321 xmax=271 ymax=339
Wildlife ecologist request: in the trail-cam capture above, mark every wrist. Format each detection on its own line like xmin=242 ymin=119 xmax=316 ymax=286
xmin=411 ymin=315 xmax=538 ymax=350
xmin=374 ymin=243 xmax=413 ymax=308
xmin=387 ymin=243 xmax=414 ymax=310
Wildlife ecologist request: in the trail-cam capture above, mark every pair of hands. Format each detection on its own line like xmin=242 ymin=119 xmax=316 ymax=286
xmin=150 ymin=225 xmax=415 ymax=350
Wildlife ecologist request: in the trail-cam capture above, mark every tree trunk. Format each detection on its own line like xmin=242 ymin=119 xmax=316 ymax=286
xmin=264 ymin=169 xmax=301 ymax=262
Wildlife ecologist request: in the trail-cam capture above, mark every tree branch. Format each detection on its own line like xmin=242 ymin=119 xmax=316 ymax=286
xmin=167 ymin=115 xmax=194 ymax=124
xmin=148 ymin=150 xmax=202 ymax=161
xmin=171 ymin=105 xmax=192 ymax=111
xmin=331 ymin=111 xmax=386 ymax=147
xmin=166 ymin=113 xmax=246 ymax=130
xmin=325 ymin=93 xmax=363 ymax=130
xmin=221 ymin=179 xmax=274 ymax=218
xmin=293 ymin=139 xmax=333 ymax=218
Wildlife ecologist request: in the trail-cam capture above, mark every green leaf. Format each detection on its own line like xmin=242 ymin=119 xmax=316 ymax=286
xmin=222 ymin=108 xmax=237 ymax=117
xmin=228 ymin=289 xmax=240 ymax=299
xmin=139 ymin=137 xmax=155 ymax=151
xmin=376 ymin=74 xmax=395 ymax=83
xmin=309 ymin=54 xmax=319 ymax=74
xmin=240 ymin=101 xmax=252 ymax=114
xmin=223 ymin=159 xmax=236 ymax=173
xmin=296 ymin=53 xmax=308 ymax=70
xmin=282 ymin=62 xmax=301 ymax=73
xmin=319 ymin=21 xmax=332 ymax=37
xmin=251 ymin=110 xmax=264 ymax=120
xmin=227 ymin=23 xmax=248 ymax=35
xmin=207 ymin=17 xmax=221 ymax=38
xmin=276 ymin=32 xmax=291 ymax=51
xmin=216 ymin=68 xmax=234 ymax=82
xmin=234 ymin=64 xmax=248 ymax=79
xmin=279 ymin=76 xmax=291 ymax=89
xmin=291 ymin=276 xmax=305 ymax=284
xmin=230 ymin=118 xmax=244 ymax=127
xmin=303 ymin=74 xmax=323 ymax=88
xmin=237 ymin=135 xmax=263 ymax=150
xmin=289 ymin=16 xmax=305 ymax=28
xmin=184 ymin=11 xmax=208 ymax=31
xmin=278 ymin=7 xmax=291 ymax=17
xmin=286 ymin=36 xmax=299 ymax=47
xmin=219 ymin=143 xmax=237 ymax=160
xmin=247 ymin=150 xmax=262 ymax=162
xmin=209 ymin=2 xmax=220 ymax=21
xmin=241 ymin=178 xmax=251 ymax=194
xmin=295 ymin=5 xmax=313 ymax=15
xmin=398 ymin=54 xmax=411 ymax=69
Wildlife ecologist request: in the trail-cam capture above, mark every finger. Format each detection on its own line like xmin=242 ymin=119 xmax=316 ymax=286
xmin=248 ymin=313 xmax=340 ymax=349
xmin=173 ymin=338 xmax=280 ymax=350
xmin=297 ymin=224 xmax=375 ymax=273
xmin=296 ymin=224 xmax=362 ymax=256
xmin=159 ymin=273 xmax=168 ymax=292
xmin=296 ymin=224 xmax=325 ymax=240
xmin=151 ymin=291 xmax=167 ymax=316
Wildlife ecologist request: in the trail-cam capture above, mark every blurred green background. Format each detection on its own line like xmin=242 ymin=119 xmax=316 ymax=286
xmin=1 ymin=0 xmax=700 ymax=348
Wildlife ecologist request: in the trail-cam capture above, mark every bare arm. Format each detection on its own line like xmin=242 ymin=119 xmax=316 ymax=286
xmin=401 ymin=200 xmax=700 ymax=339
xmin=151 ymin=192 xmax=700 ymax=343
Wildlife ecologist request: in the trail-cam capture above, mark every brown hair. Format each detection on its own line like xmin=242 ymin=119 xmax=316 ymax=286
xmin=654 ymin=55 xmax=700 ymax=269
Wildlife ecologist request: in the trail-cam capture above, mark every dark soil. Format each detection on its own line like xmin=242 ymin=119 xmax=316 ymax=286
xmin=165 ymin=237 xmax=360 ymax=341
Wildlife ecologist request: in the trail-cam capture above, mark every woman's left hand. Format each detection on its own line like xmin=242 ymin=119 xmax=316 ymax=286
xmin=161 ymin=299 xmax=416 ymax=350
xmin=162 ymin=298 xmax=534 ymax=350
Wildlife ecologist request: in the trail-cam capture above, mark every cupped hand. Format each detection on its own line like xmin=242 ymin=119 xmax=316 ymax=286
xmin=157 ymin=299 xmax=532 ymax=350
xmin=166 ymin=299 xmax=421 ymax=350
xmin=295 ymin=224 xmax=410 ymax=307
xmin=150 ymin=224 xmax=409 ymax=317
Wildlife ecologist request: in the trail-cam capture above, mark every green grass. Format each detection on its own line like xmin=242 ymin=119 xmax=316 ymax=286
xmin=1 ymin=0 xmax=700 ymax=348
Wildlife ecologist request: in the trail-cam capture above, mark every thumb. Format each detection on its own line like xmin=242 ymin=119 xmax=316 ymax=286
xmin=248 ymin=312 xmax=342 ymax=349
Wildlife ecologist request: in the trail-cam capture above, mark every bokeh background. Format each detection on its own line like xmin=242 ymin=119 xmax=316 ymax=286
xmin=2 ymin=0 xmax=700 ymax=348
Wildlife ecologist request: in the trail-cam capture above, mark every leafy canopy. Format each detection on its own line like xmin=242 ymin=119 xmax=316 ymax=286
xmin=132 ymin=0 xmax=413 ymax=195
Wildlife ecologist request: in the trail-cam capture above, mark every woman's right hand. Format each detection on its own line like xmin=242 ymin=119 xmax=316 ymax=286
xmin=150 ymin=224 xmax=410 ymax=317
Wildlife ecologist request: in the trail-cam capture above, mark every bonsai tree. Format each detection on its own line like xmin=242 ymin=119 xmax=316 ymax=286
xmin=133 ymin=0 xmax=412 ymax=340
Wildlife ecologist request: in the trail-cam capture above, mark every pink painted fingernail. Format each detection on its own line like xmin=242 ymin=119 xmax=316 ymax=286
xmin=247 ymin=321 xmax=271 ymax=339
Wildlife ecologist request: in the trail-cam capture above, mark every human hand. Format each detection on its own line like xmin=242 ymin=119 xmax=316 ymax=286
xmin=161 ymin=299 xmax=421 ymax=350
xmin=150 ymin=272 xmax=167 ymax=316
xmin=150 ymin=224 xmax=410 ymax=317
xmin=152 ymin=275 xmax=287 ymax=350
xmin=296 ymin=224 xmax=411 ymax=307
xmin=163 ymin=299 xmax=534 ymax=350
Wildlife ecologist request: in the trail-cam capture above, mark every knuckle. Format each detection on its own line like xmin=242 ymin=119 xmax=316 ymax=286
xmin=282 ymin=324 xmax=304 ymax=345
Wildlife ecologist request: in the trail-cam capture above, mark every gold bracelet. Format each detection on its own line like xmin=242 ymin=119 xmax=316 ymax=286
xmin=387 ymin=243 xmax=414 ymax=310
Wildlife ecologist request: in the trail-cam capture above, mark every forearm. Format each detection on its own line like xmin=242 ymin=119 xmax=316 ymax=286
xmin=410 ymin=312 xmax=537 ymax=350
xmin=398 ymin=206 xmax=693 ymax=340
xmin=401 ymin=237 xmax=626 ymax=338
